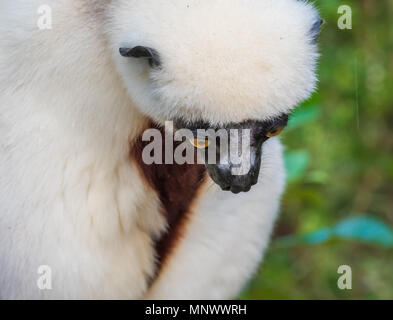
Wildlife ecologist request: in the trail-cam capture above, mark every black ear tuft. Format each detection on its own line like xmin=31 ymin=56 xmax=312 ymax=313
xmin=310 ymin=18 xmax=324 ymax=44
xmin=119 ymin=46 xmax=161 ymax=67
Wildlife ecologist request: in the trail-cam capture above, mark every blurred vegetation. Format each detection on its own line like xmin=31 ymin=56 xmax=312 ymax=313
xmin=240 ymin=0 xmax=393 ymax=300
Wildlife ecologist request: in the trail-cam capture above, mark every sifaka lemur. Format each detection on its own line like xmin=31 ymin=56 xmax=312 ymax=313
xmin=0 ymin=0 xmax=321 ymax=299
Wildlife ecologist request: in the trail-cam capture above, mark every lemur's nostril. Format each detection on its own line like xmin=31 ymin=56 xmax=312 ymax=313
xmin=229 ymin=184 xmax=253 ymax=194
xmin=230 ymin=186 xmax=242 ymax=194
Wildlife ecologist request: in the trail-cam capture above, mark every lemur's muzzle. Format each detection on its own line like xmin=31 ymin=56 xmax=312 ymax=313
xmin=205 ymin=144 xmax=262 ymax=194
xmin=175 ymin=119 xmax=266 ymax=194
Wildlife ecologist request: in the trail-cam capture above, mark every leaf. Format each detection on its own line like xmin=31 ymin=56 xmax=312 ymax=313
xmin=302 ymin=228 xmax=332 ymax=244
xmin=287 ymin=105 xmax=320 ymax=131
xmin=274 ymin=216 xmax=393 ymax=248
xmin=334 ymin=216 xmax=393 ymax=247
xmin=284 ymin=151 xmax=310 ymax=182
xmin=303 ymin=216 xmax=393 ymax=247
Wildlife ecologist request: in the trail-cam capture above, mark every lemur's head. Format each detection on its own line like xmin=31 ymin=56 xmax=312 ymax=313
xmin=109 ymin=0 xmax=321 ymax=193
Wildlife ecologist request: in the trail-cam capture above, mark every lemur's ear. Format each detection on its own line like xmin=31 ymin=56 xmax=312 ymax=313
xmin=119 ymin=46 xmax=161 ymax=67
xmin=310 ymin=18 xmax=324 ymax=44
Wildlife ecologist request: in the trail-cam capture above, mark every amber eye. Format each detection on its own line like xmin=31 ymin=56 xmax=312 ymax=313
xmin=266 ymin=126 xmax=284 ymax=138
xmin=189 ymin=138 xmax=210 ymax=149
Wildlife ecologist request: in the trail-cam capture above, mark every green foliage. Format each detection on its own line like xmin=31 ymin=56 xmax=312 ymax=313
xmin=331 ymin=216 xmax=393 ymax=247
xmin=286 ymin=105 xmax=320 ymax=131
xmin=284 ymin=151 xmax=310 ymax=182
xmin=240 ymin=0 xmax=393 ymax=300
xmin=303 ymin=216 xmax=393 ymax=247
xmin=276 ymin=216 xmax=393 ymax=248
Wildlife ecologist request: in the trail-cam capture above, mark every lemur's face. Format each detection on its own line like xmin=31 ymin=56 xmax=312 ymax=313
xmin=173 ymin=116 xmax=289 ymax=193
xmin=110 ymin=0 xmax=321 ymax=192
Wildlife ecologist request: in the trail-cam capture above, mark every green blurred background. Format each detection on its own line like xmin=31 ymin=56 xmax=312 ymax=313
xmin=241 ymin=0 xmax=393 ymax=300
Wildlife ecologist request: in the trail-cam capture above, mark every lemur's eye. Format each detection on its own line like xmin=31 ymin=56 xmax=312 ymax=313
xmin=189 ymin=138 xmax=210 ymax=149
xmin=266 ymin=126 xmax=284 ymax=138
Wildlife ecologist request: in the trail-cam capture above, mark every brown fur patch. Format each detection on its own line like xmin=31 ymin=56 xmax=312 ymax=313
xmin=131 ymin=122 xmax=207 ymax=272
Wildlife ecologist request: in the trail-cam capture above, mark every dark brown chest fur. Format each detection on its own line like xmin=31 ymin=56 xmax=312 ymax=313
xmin=131 ymin=122 xmax=207 ymax=270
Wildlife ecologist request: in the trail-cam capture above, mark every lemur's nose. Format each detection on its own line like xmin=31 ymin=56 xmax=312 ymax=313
xmin=206 ymin=159 xmax=261 ymax=194
xmin=218 ymin=174 xmax=259 ymax=194
xmin=227 ymin=174 xmax=259 ymax=194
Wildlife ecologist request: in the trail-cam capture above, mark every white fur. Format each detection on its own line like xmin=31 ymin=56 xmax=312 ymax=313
xmin=0 ymin=0 xmax=319 ymax=299
xmin=147 ymin=138 xmax=285 ymax=300
xmin=109 ymin=0 xmax=320 ymax=125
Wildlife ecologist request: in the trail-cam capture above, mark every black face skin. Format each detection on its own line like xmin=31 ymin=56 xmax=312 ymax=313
xmin=175 ymin=114 xmax=289 ymax=194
